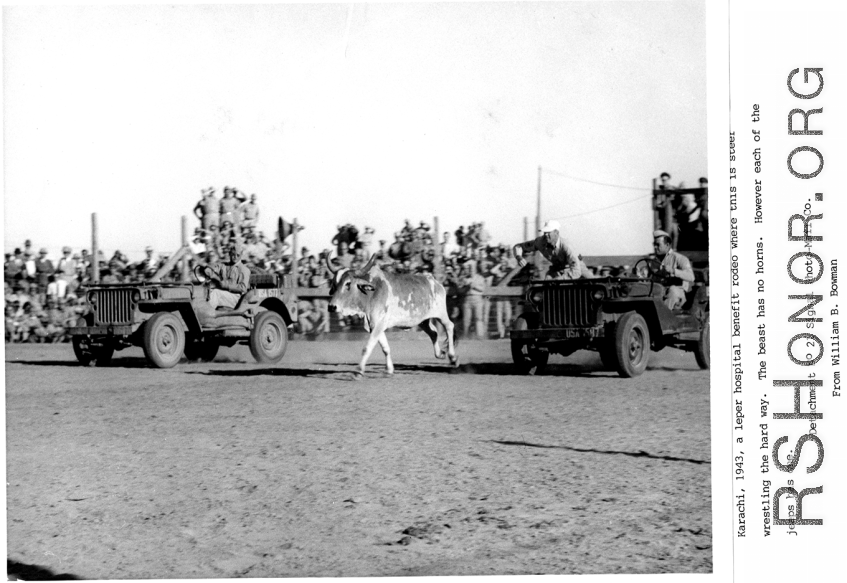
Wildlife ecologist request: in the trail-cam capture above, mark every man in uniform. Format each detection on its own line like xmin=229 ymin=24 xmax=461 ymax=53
xmin=240 ymin=193 xmax=260 ymax=235
xmin=194 ymin=187 xmax=219 ymax=234
xmin=642 ymin=230 xmax=695 ymax=310
xmin=205 ymin=240 xmax=251 ymax=312
xmin=512 ymin=219 xmax=582 ymax=280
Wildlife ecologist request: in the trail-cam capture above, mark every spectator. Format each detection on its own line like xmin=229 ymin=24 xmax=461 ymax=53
xmin=55 ymin=246 xmax=77 ymax=297
xmin=219 ymin=187 xmax=240 ymax=233
xmin=489 ymin=255 xmax=516 ymax=339
xmin=460 ymin=261 xmax=487 ymax=339
xmin=658 ymin=172 xmax=680 ymax=190
xmin=139 ymin=246 xmax=158 ymax=280
xmin=240 ymin=193 xmax=260 ymax=235
xmin=359 ymin=227 xmax=375 ymax=256
xmin=34 ymin=248 xmax=54 ymax=296
xmin=675 ymin=192 xmax=708 ymax=252
xmin=194 ymin=187 xmax=219 ymax=234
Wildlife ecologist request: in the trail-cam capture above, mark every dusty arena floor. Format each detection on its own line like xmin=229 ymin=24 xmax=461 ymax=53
xmin=5 ymin=339 xmax=712 ymax=579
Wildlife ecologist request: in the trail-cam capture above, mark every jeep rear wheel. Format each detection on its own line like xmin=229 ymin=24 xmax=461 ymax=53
xmin=72 ymin=337 xmax=114 ymax=367
xmin=511 ymin=315 xmax=548 ymax=375
xmin=143 ymin=312 xmax=186 ymax=369
xmin=250 ymin=311 xmax=288 ymax=364
xmin=695 ymin=315 xmax=710 ymax=370
xmin=613 ymin=311 xmax=650 ymax=377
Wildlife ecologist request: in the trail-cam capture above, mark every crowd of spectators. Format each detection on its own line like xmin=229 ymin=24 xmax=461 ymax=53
xmin=6 ymin=206 xmax=647 ymax=343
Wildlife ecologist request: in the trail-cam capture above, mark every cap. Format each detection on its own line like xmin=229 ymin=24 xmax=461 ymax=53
xmin=145 ymin=246 xmax=153 ymax=252
xmin=39 ymin=248 xmax=48 ymax=254
xmin=653 ymin=229 xmax=670 ymax=239
xmin=62 ymin=246 xmax=72 ymax=253
xmin=541 ymin=220 xmax=561 ymax=233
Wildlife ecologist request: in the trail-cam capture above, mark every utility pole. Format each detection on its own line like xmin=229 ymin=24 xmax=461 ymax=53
xmin=535 ymin=165 xmax=542 ymax=235
xmin=523 ymin=216 xmax=528 ymax=241
xmin=433 ymin=216 xmax=443 ymax=280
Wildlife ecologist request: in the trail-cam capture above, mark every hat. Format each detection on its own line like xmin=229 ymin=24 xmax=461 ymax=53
xmin=653 ymin=229 xmax=670 ymax=239
xmin=62 ymin=246 xmax=72 ymax=253
xmin=541 ymin=220 xmax=561 ymax=233
xmin=39 ymin=248 xmax=48 ymax=254
xmin=145 ymin=246 xmax=153 ymax=252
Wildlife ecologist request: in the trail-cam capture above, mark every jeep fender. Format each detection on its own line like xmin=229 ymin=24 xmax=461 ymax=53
xmin=602 ymin=299 xmax=663 ymax=348
xmin=259 ymin=297 xmax=294 ymax=326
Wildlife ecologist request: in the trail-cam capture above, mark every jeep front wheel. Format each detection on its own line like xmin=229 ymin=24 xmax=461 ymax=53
xmin=613 ymin=311 xmax=650 ymax=377
xmin=511 ymin=315 xmax=548 ymax=375
xmin=143 ymin=312 xmax=186 ymax=369
xmin=250 ymin=311 xmax=288 ymax=364
xmin=695 ymin=315 xmax=710 ymax=369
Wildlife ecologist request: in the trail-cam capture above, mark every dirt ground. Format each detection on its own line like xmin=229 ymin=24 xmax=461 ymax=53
xmin=5 ymin=338 xmax=711 ymax=579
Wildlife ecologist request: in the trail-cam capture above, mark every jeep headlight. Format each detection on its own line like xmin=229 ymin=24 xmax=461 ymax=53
xmin=87 ymin=291 xmax=97 ymax=304
xmin=530 ymin=290 xmax=543 ymax=304
xmin=132 ymin=290 xmax=142 ymax=302
xmin=592 ymin=289 xmax=605 ymax=300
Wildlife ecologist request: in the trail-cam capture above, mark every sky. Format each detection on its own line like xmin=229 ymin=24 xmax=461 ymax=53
xmin=3 ymin=1 xmax=707 ymax=261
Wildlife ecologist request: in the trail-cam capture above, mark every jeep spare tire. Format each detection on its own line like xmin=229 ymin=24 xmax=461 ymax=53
xmin=250 ymin=310 xmax=288 ymax=364
xmin=613 ymin=311 xmax=650 ymax=378
xmin=143 ymin=312 xmax=186 ymax=369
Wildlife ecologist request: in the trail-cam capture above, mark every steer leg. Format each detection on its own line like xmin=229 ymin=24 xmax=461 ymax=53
xmin=376 ymin=331 xmax=395 ymax=374
xmin=433 ymin=305 xmax=458 ymax=366
xmin=419 ymin=319 xmax=445 ymax=359
xmin=358 ymin=329 xmax=383 ymax=376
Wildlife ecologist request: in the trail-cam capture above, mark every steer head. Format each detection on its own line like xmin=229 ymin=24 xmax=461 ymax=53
xmin=325 ymin=252 xmax=379 ymax=314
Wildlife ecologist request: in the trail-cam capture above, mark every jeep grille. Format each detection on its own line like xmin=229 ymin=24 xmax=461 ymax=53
xmin=541 ymin=286 xmax=597 ymax=327
xmin=92 ymin=289 xmax=134 ymax=325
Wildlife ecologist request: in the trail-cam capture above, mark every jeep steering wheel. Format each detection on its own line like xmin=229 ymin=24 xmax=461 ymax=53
xmin=193 ymin=264 xmax=212 ymax=284
xmin=633 ymin=257 xmax=666 ymax=280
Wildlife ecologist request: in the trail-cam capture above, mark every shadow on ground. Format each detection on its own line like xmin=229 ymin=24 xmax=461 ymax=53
xmin=488 ymin=439 xmax=711 ymax=465
xmin=7 ymin=559 xmax=80 ymax=581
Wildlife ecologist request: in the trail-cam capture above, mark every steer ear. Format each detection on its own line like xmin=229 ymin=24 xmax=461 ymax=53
xmin=357 ymin=283 xmax=375 ymax=294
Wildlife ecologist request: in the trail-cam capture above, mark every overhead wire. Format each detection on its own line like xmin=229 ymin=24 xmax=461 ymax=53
xmin=540 ymin=166 xmax=654 ymax=220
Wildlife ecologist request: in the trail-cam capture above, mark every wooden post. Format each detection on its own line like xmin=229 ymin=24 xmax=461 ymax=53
xmin=181 ymin=216 xmax=189 ymax=282
xmin=292 ymin=218 xmax=299 ymax=284
xmin=91 ymin=212 xmax=99 ymax=284
xmin=664 ymin=190 xmax=674 ymax=237
xmin=652 ymin=178 xmax=660 ymax=231
xmin=433 ymin=215 xmax=443 ymax=280
xmin=523 ymin=216 xmax=528 ymax=241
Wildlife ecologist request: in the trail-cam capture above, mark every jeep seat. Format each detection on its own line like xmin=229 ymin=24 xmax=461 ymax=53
xmin=249 ymin=273 xmax=279 ymax=289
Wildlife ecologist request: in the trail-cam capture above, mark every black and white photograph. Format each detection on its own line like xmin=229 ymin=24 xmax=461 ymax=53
xmin=3 ymin=1 xmax=716 ymax=579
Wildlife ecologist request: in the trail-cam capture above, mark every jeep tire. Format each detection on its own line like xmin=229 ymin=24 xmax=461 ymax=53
xmin=511 ymin=314 xmax=548 ymax=375
xmin=249 ymin=311 xmax=288 ymax=364
xmin=695 ymin=315 xmax=710 ymax=370
xmin=143 ymin=312 xmax=186 ymax=369
xmin=613 ymin=311 xmax=650 ymax=378
xmin=72 ymin=337 xmax=114 ymax=367
xmin=184 ymin=339 xmax=219 ymax=362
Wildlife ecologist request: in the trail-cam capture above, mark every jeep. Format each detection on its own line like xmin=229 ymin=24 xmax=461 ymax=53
xmin=510 ymin=257 xmax=709 ymax=377
xmin=67 ymin=269 xmax=298 ymax=368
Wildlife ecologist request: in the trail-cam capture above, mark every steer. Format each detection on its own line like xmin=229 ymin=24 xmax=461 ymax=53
xmin=325 ymin=253 xmax=458 ymax=375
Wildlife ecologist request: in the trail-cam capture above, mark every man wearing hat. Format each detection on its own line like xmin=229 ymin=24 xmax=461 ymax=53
xmin=194 ymin=187 xmax=219 ymax=234
xmin=34 ymin=248 xmax=54 ymax=298
xmin=205 ymin=240 xmax=251 ymax=311
xmin=140 ymin=246 xmax=158 ymax=280
xmin=643 ymin=230 xmax=695 ymax=309
xmin=512 ymin=219 xmax=582 ymax=280
xmin=55 ymin=246 xmax=77 ymax=297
